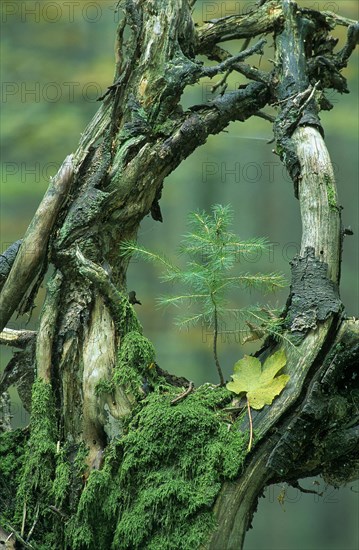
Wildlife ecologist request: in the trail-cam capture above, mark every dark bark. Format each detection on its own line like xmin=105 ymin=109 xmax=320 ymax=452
xmin=0 ymin=1 xmax=358 ymax=549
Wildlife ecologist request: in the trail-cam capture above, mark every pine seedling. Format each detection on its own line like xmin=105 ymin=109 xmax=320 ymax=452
xmin=121 ymin=204 xmax=286 ymax=385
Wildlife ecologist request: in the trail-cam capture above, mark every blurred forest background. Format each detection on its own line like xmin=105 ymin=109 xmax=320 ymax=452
xmin=0 ymin=1 xmax=358 ymax=549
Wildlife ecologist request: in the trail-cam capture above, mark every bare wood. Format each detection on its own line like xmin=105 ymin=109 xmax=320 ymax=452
xmin=0 ymin=155 xmax=74 ymax=332
xmin=314 ymin=10 xmax=358 ymax=28
xmin=0 ymin=526 xmax=16 ymax=549
xmin=81 ymin=294 xmax=117 ymax=468
xmin=36 ymin=272 xmax=63 ymax=382
xmin=2 ymin=524 xmax=34 ymax=550
xmin=293 ymin=126 xmax=341 ymax=283
xmin=209 ymin=439 xmax=274 ymax=550
xmin=0 ymin=328 xmax=36 ymax=349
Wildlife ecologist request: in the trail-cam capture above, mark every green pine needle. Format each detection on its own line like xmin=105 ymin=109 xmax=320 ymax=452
xmin=120 ymin=205 xmax=288 ymax=383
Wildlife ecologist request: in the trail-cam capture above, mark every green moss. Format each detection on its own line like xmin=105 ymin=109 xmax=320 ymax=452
xmin=114 ymin=331 xmax=157 ymax=398
xmin=153 ymin=119 xmax=176 ymax=136
xmin=95 ymin=378 xmax=115 ymax=396
xmin=0 ymin=428 xmax=27 ymax=522
xmin=53 ymin=442 xmax=89 ymax=514
xmin=53 ymin=457 xmax=71 ymax=507
xmin=1 ymin=368 xmax=248 ymax=550
xmin=13 ymin=379 xmax=59 ymax=544
xmin=1 ymin=382 xmax=92 ymax=549
xmin=114 ymin=294 xmax=142 ymax=338
xmin=65 ymin=466 xmax=115 ymax=549
xmin=65 ymin=385 xmax=247 ymax=550
xmin=327 ymin=187 xmax=336 ymax=210
xmin=1 ymin=380 xmax=247 ymax=549
xmin=276 ymin=143 xmax=284 ymax=156
xmin=323 ymin=173 xmax=337 ymax=210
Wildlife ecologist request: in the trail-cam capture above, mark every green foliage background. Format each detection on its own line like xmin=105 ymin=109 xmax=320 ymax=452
xmin=0 ymin=1 xmax=358 ymax=549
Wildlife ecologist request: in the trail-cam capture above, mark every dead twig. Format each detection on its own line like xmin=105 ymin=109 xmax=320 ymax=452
xmin=211 ymin=70 xmax=230 ymax=94
xmin=247 ymin=397 xmax=254 ymax=452
xmin=21 ymin=500 xmax=26 ymax=537
xmin=289 ymin=480 xmax=323 ymax=497
xmin=170 ymin=381 xmax=194 ymax=405
xmin=26 ymin=503 xmax=40 ymax=542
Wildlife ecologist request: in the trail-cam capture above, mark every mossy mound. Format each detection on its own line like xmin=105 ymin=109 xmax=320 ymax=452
xmin=1 ymin=382 xmax=247 ymax=549
xmin=66 ymin=385 xmax=247 ymax=550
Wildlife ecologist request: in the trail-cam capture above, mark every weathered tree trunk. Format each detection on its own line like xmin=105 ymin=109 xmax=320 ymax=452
xmin=1 ymin=1 xmax=358 ymax=549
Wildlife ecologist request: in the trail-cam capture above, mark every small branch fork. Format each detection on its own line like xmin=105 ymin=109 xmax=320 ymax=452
xmin=201 ymin=39 xmax=266 ymax=79
xmin=272 ymin=81 xmax=320 ymax=110
xmin=199 ymin=38 xmax=267 ymax=96
xmin=209 ymin=44 xmax=270 ymax=84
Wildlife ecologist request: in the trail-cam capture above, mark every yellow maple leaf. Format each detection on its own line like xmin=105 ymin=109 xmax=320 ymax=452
xmin=226 ymin=349 xmax=289 ymax=449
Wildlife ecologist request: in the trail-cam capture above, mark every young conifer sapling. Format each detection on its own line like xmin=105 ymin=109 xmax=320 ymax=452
xmin=121 ymin=204 xmax=286 ymax=385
